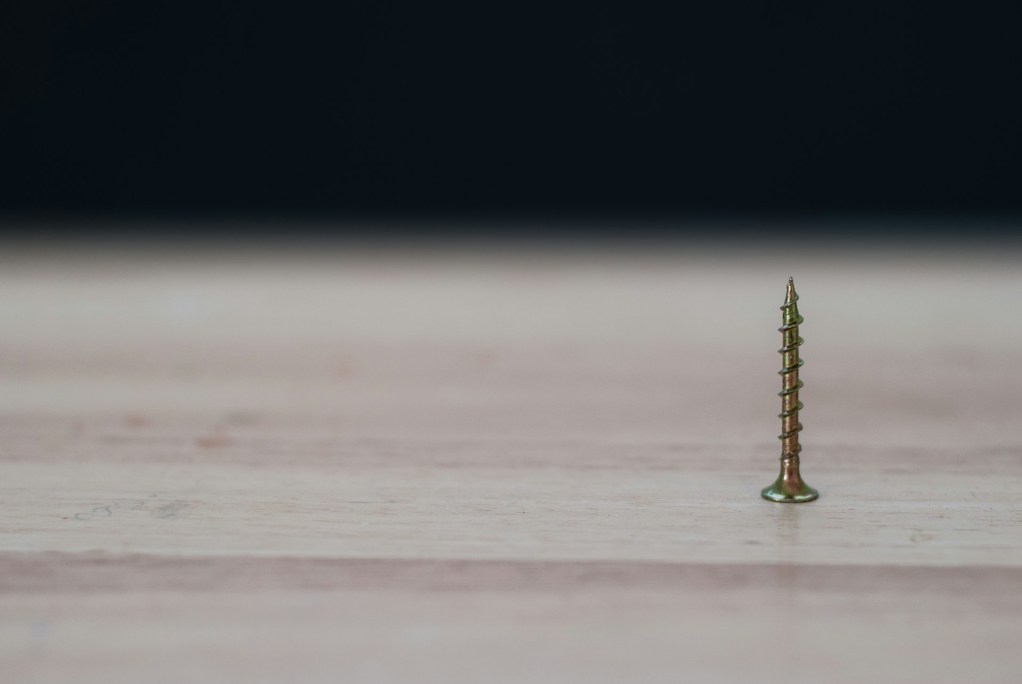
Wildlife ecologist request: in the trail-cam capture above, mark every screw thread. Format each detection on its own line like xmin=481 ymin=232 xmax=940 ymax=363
xmin=778 ymin=277 xmax=804 ymax=458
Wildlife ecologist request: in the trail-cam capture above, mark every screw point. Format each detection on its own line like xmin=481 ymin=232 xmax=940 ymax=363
xmin=785 ymin=277 xmax=797 ymax=303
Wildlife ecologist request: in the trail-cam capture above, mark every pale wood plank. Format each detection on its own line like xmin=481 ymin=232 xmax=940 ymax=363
xmin=2 ymin=556 xmax=1020 ymax=684
xmin=2 ymin=246 xmax=1021 ymax=682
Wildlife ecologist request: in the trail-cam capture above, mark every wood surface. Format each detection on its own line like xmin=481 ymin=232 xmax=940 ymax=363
xmin=1 ymin=243 xmax=1021 ymax=683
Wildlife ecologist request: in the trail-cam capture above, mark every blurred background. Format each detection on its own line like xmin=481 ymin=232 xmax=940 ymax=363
xmin=2 ymin=2 xmax=1022 ymax=238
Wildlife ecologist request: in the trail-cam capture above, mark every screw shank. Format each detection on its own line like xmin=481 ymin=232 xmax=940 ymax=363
xmin=778 ymin=291 xmax=803 ymax=457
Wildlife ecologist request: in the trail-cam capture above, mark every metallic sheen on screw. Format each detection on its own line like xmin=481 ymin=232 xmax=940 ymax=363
xmin=761 ymin=277 xmax=819 ymax=503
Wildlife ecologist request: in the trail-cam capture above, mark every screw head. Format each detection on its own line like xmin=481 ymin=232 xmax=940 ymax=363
xmin=761 ymin=479 xmax=819 ymax=503
xmin=761 ymin=455 xmax=818 ymax=503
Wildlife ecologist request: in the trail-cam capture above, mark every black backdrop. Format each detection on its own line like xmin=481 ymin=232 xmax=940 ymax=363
xmin=3 ymin=2 xmax=1022 ymax=232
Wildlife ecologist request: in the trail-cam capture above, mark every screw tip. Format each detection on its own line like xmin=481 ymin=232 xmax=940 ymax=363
xmin=785 ymin=277 xmax=797 ymax=302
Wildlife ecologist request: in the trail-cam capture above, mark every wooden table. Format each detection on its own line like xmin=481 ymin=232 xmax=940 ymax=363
xmin=2 ymin=242 xmax=1021 ymax=683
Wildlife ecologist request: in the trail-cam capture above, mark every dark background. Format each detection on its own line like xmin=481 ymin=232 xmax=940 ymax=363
xmin=2 ymin=2 xmax=1021 ymax=235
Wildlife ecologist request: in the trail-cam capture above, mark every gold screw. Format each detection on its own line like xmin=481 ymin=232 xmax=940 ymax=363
xmin=761 ymin=277 xmax=819 ymax=503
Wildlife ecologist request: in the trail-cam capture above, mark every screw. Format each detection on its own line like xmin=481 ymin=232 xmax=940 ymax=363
xmin=761 ymin=277 xmax=819 ymax=503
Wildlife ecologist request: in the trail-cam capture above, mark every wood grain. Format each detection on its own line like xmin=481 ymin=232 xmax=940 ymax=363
xmin=1 ymin=244 xmax=1021 ymax=682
